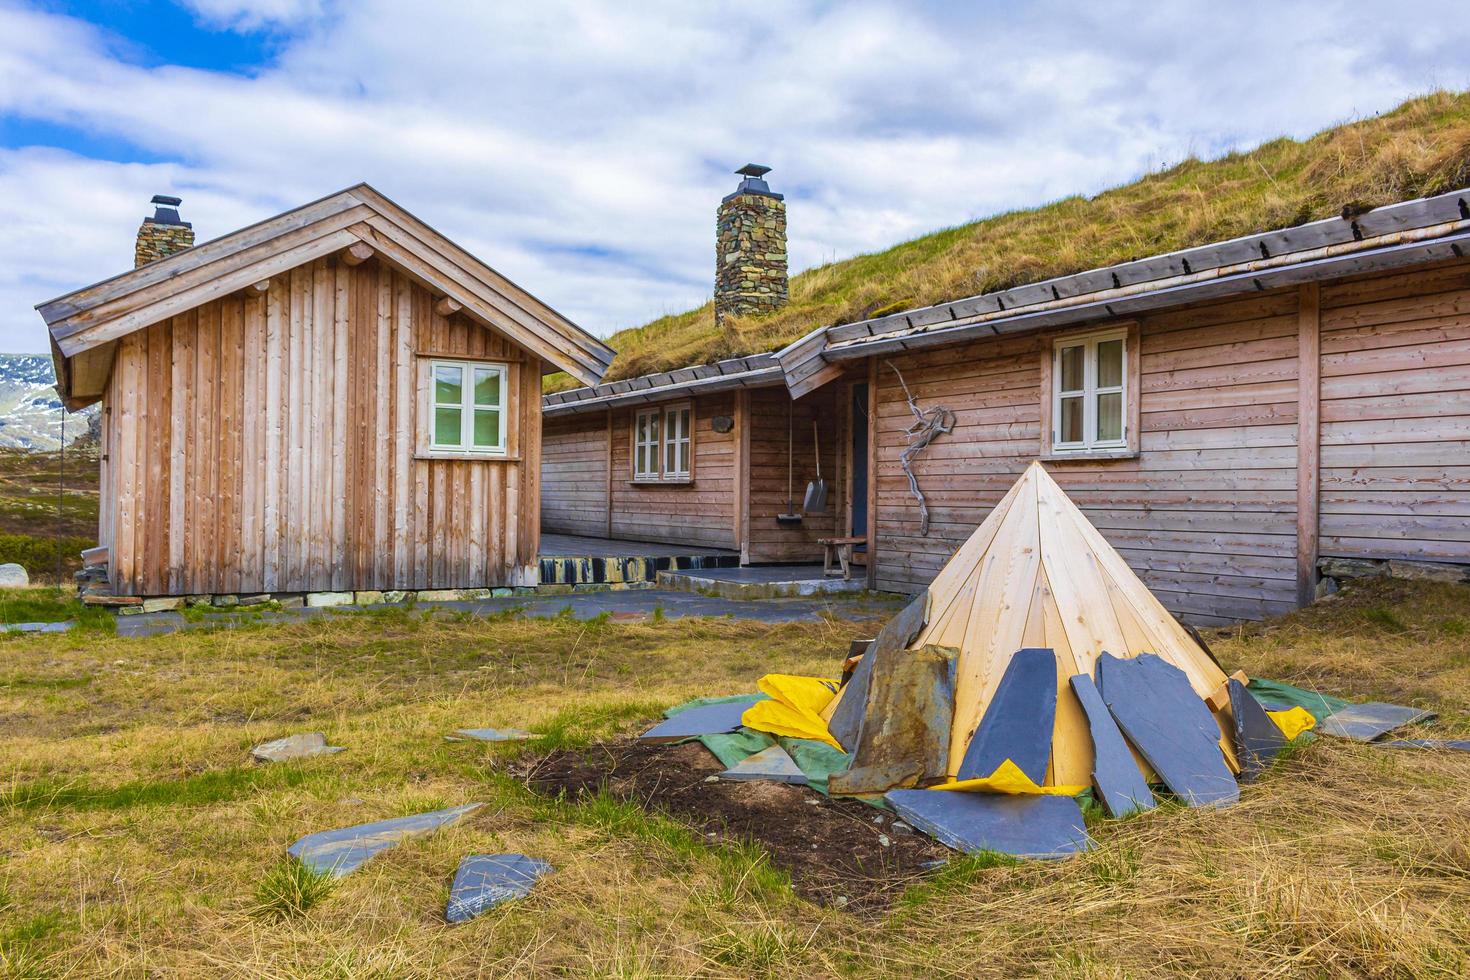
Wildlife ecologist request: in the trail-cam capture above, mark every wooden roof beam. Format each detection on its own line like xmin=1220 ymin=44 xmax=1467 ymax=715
xmin=341 ymin=242 xmax=375 ymax=266
xmin=435 ymin=296 xmax=463 ymax=317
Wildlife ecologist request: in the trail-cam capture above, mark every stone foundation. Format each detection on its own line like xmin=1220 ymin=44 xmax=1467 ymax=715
xmin=1318 ymin=556 xmax=1470 ymax=588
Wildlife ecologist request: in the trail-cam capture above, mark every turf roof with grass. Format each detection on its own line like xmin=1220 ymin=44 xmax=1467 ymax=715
xmin=550 ymin=90 xmax=1470 ymax=391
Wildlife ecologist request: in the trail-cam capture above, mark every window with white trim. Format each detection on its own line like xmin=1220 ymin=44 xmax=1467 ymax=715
xmin=664 ymin=405 xmax=691 ymax=479
xmin=1051 ymin=329 xmax=1127 ymax=453
xmin=633 ymin=402 xmax=693 ymax=481
xmin=634 ymin=408 xmax=661 ymax=480
xmin=429 ymin=359 xmax=507 ymax=455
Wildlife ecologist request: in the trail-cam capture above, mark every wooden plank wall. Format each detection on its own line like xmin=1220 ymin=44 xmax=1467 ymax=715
xmin=871 ymin=290 xmax=1304 ymax=625
xmin=745 ymin=385 xmax=841 ymax=563
xmin=1318 ymin=259 xmax=1470 ymax=564
xmin=606 ymin=392 xmax=738 ymax=549
xmin=541 ymin=411 xmax=611 ymax=537
xmin=101 ymin=254 xmax=542 ymax=596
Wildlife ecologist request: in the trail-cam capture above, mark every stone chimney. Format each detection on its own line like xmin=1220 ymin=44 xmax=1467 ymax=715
xmin=135 ymin=194 xmax=194 ymax=267
xmin=715 ymin=164 xmax=787 ymax=327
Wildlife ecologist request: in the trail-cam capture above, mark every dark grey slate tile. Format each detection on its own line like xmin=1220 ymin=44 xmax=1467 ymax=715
xmin=1069 ymin=673 xmax=1154 ymax=817
xmin=885 ymin=789 xmax=1091 ymax=859
xmin=958 ymin=648 xmax=1056 ymax=782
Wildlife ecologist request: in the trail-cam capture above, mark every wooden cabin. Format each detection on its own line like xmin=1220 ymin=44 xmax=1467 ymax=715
xmin=542 ymin=186 xmax=1470 ymax=623
xmin=775 ymin=187 xmax=1470 ymax=624
xmin=40 ymin=185 xmax=613 ymax=598
xmin=541 ymin=355 xmax=864 ymax=564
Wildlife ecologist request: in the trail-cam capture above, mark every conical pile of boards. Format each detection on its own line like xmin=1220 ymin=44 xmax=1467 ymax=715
xmin=812 ymin=462 xmax=1300 ymax=857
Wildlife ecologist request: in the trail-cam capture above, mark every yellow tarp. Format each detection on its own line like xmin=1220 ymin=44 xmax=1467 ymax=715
xmin=1267 ymin=706 xmax=1316 ymax=741
xmin=740 ymin=674 xmax=842 ymax=750
xmin=930 ymin=759 xmax=1087 ymax=797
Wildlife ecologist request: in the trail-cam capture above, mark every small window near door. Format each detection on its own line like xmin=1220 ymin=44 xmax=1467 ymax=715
xmin=1049 ymin=328 xmax=1131 ymax=455
xmin=632 ymin=402 xmax=694 ymax=482
xmin=429 ymin=360 xmax=507 ymax=455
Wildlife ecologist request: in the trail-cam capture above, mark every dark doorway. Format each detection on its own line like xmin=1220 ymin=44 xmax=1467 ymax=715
xmin=851 ymin=382 xmax=869 ymax=544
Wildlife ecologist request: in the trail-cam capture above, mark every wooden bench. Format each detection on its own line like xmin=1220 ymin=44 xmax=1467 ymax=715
xmin=819 ymin=536 xmax=866 ymax=580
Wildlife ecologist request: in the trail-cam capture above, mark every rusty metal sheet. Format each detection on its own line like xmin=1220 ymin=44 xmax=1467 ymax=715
xmin=829 ymin=643 xmax=955 ymax=795
xmin=827 ymin=589 xmax=928 ymax=751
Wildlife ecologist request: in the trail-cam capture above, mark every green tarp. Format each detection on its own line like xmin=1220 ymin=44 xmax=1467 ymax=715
xmin=1247 ymin=677 xmax=1352 ymax=719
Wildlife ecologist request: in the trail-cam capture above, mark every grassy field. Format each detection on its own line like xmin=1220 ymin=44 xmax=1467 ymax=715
xmin=2 ymin=579 xmax=1469 ymax=977
xmin=0 ymin=446 xmax=98 ymax=583
xmin=550 ymin=89 xmax=1470 ymax=388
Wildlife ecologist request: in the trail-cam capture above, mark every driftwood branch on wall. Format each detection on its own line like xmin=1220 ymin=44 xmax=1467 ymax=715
xmin=885 ymin=360 xmax=955 ymax=536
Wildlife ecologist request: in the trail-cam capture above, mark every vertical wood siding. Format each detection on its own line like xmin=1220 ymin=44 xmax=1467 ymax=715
xmin=1318 ymin=260 xmax=1470 ymax=564
xmin=100 ymin=254 xmax=542 ymax=596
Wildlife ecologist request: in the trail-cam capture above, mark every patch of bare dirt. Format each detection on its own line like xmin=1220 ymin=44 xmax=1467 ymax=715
xmin=521 ymin=737 xmax=949 ymax=914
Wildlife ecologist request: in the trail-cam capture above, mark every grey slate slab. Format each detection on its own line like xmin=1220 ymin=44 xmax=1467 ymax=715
xmin=1069 ymin=673 xmax=1154 ymax=818
xmin=0 ymin=621 xmax=74 ymax=633
xmin=449 ymin=728 xmax=536 ymax=742
xmin=829 ymin=644 xmax=955 ymax=794
xmin=1375 ymin=739 xmax=1470 ymax=751
xmin=1097 ymin=653 xmax=1238 ymax=808
xmin=718 ymin=744 xmax=809 ymax=784
xmin=251 ymin=732 xmax=346 ymax=763
xmin=1319 ymin=702 xmax=1437 ymax=742
xmin=827 ymin=589 xmax=929 ymax=751
xmin=287 ymin=803 xmax=482 ymax=877
xmin=885 ymin=789 xmax=1091 ymax=859
xmin=445 ymin=854 xmax=551 ymax=924
xmin=958 ymin=648 xmax=1056 ymax=782
xmin=1228 ymin=679 xmax=1287 ymax=781
xmin=638 ymin=699 xmax=760 ymax=742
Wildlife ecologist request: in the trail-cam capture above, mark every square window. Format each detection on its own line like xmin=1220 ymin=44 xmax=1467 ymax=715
xmin=427 ymin=359 xmax=507 ymax=455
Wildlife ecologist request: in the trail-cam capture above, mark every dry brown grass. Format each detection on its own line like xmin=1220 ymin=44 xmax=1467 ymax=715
xmin=552 ymin=89 xmax=1470 ymax=389
xmin=2 ymin=579 xmax=1469 ymax=977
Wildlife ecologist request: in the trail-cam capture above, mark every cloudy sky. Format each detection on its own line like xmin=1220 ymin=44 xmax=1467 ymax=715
xmin=2 ymin=1 xmax=1469 ymax=354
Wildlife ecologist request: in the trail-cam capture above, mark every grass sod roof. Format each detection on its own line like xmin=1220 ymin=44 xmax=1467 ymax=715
xmin=547 ymin=90 xmax=1470 ymax=391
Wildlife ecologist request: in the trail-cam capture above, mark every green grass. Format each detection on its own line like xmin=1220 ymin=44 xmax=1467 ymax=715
xmin=551 ymin=89 xmax=1470 ymax=387
xmin=251 ymin=860 xmax=339 ymax=921
xmin=0 ymin=446 xmax=99 ymax=580
xmin=0 ymin=588 xmax=115 ymax=631
xmin=0 ymin=581 xmax=1468 ymax=976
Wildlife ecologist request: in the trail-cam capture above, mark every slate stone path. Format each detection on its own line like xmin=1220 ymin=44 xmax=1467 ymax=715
xmin=114 ymin=589 xmax=907 ymax=638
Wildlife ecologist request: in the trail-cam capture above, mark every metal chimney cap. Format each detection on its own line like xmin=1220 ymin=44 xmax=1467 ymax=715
xmin=150 ymin=194 xmax=183 ymax=207
xmin=725 ymin=164 xmax=782 ymax=203
xmin=146 ymin=193 xmax=190 ymax=228
xmin=735 ymin=164 xmax=771 ymax=179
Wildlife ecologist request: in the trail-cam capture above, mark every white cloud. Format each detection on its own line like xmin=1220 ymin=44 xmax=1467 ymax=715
xmin=1 ymin=0 xmax=1469 ymax=354
xmin=182 ymin=0 xmax=324 ymax=31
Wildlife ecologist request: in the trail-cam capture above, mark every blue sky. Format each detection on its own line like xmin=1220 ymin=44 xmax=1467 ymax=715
xmin=2 ymin=0 xmax=1470 ymax=353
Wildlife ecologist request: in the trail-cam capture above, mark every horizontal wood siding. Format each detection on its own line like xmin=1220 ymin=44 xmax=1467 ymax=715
xmin=872 ymin=290 xmax=1304 ymax=624
xmin=102 ymin=254 xmax=541 ymax=596
xmin=541 ymin=411 xmax=610 ymax=537
xmin=607 ymin=392 xmax=737 ymax=549
xmin=745 ymin=385 xmax=841 ymax=563
xmin=1318 ymin=260 xmax=1470 ymax=563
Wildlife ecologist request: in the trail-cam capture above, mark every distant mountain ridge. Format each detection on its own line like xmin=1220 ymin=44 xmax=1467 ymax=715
xmin=0 ymin=353 xmax=97 ymax=450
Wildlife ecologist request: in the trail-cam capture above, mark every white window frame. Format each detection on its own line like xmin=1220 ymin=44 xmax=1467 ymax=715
xmin=664 ymin=404 xmax=691 ymax=479
xmin=1051 ymin=328 xmax=1128 ymax=454
xmin=428 ymin=359 xmax=509 ymax=457
xmin=631 ymin=401 xmax=694 ymax=482
xmin=633 ymin=407 xmax=661 ymax=480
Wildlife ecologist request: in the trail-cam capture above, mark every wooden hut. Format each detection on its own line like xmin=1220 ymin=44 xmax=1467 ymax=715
xmin=540 ymin=354 xmax=865 ymax=565
xmin=775 ymin=187 xmax=1470 ymax=623
xmin=40 ymin=185 xmax=614 ymax=598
